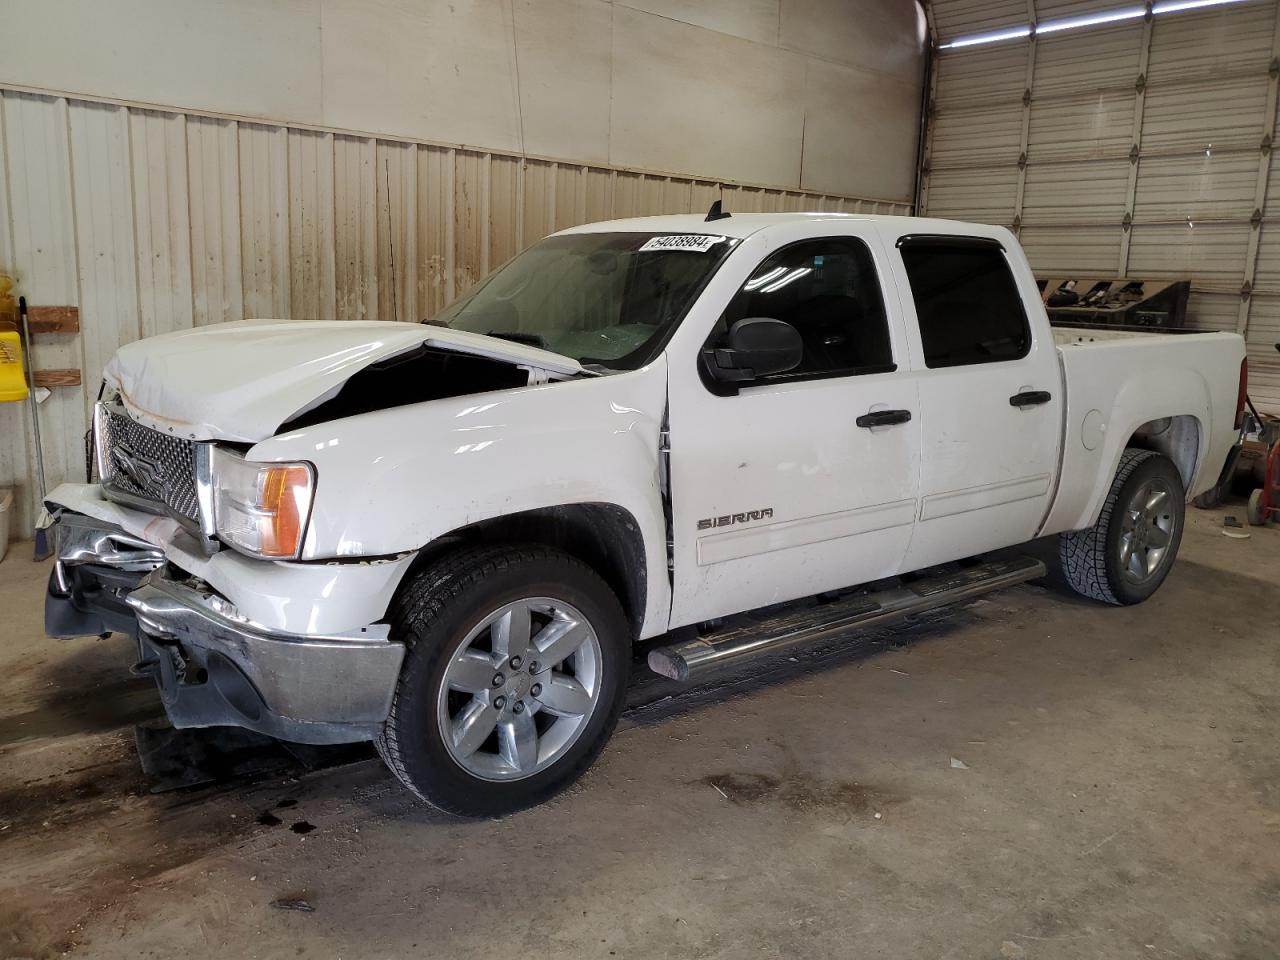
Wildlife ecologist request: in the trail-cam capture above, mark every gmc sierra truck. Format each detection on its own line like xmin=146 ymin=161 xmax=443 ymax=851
xmin=43 ymin=211 xmax=1247 ymax=816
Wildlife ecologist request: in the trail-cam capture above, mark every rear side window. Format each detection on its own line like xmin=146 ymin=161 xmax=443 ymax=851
xmin=898 ymin=239 xmax=1030 ymax=368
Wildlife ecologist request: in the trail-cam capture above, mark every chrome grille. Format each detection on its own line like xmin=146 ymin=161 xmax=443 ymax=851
xmin=98 ymin=405 xmax=201 ymax=523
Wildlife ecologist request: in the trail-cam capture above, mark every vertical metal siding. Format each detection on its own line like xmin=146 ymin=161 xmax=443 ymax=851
xmin=931 ymin=0 xmax=1029 ymax=39
xmin=0 ymin=86 xmax=909 ymax=532
xmin=0 ymin=92 xmax=85 ymax=536
xmin=926 ymin=0 xmax=1280 ymax=411
xmin=131 ymin=110 xmax=195 ymax=340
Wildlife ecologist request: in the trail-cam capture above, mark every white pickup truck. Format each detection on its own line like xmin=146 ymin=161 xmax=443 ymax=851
xmin=44 ymin=211 xmax=1246 ymax=815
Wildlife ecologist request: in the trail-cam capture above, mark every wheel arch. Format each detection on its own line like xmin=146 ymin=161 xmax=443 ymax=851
xmin=401 ymin=503 xmax=650 ymax=642
xmin=1124 ymin=414 xmax=1203 ymax=492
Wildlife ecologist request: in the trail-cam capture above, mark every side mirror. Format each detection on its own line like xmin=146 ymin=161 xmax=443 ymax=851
xmin=704 ymin=317 xmax=802 ymax=383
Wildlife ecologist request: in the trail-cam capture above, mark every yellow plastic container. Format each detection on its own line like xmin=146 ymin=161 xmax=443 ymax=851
xmin=0 ymin=274 xmax=27 ymax=403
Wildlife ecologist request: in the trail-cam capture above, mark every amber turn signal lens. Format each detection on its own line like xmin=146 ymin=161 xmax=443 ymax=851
xmin=259 ymin=464 xmax=313 ymax=558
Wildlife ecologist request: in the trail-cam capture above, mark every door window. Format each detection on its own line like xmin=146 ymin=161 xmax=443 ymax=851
xmin=704 ymin=237 xmax=894 ymax=386
xmin=898 ymin=238 xmax=1030 ymax=368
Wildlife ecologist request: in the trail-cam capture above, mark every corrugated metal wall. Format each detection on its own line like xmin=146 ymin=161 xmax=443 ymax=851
xmin=922 ymin=0 xmax=1280 ymax=412
xmin=0 ymin=86 xmax=910 ymax=533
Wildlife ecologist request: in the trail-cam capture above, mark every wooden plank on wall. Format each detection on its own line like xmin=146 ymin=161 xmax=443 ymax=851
xmin=33 ymin=368 xmax=81 ymax=387
xmin=25 ymin=305 xmax=79 ymax=333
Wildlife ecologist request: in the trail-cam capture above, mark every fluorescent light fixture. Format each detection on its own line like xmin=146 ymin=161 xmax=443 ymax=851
xmin=743 ymin=267 xmax=787 ymax=291
xmin=1036 ymin=5 xmax=1146 ymax=33
xmin=1153 ymin=0 xmax=1252 ymax=13
xmin=938 ymin=0 xmax=1258 ymax=49
xmin=759 ymin=267 xmax=812 ymax=294
xmin=939 ymin=25 xmax=1031 ymax=49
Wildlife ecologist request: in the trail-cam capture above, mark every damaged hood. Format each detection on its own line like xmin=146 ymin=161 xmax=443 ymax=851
xmin=104 ymin=319 xmax=588 ymax=442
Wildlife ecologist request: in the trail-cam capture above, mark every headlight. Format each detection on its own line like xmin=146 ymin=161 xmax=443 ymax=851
xmin=212 ymin=448 xmax=315 ymax=559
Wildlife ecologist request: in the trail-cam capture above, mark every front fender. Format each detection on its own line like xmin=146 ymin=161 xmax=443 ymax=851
xmin=250 ymin=359 xmax=671 ymax=635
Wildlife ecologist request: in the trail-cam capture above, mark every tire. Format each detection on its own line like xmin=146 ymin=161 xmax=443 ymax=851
xmin=1247 ymin=488 xmax=1267 ymax=526
xmin=376 ymin=544 xmax=630 ymax=817
xmin=1059 ymin=448 xmax=1185 ymax=606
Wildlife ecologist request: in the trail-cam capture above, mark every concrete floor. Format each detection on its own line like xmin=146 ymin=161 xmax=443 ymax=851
xmin=1 ymin=504 xmax=1277 ymax=960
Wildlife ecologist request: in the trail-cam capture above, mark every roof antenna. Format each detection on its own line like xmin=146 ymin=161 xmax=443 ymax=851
xmin=705 ymin=199 xmax=731 ymax=222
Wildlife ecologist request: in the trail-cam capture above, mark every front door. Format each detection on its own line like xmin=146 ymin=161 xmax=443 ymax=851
xmin=666 ymin=224 xmax=921 ymax=628
xmin=887 ymin=232 xmax=1063 ymax=572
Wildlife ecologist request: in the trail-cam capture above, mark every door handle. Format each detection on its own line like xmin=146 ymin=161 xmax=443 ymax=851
xmin=856 ymin=409 xmax=912 ymax=428
xmin=1009 ymin=390 xmax=1052 ymax=408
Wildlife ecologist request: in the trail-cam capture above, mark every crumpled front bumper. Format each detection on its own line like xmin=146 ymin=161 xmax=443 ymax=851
xmin=46 ymin=509 xmax=406 ymax=745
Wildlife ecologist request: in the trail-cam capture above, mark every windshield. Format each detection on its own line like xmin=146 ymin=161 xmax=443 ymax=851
xmin=431 ymin=231 xmax=738 ymax=369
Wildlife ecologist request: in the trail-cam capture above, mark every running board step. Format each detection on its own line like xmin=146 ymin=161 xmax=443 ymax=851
xmin=647 ymin=555 xmax=1046 ymax=682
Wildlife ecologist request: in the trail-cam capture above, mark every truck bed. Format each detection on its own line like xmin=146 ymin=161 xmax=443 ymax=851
xmin=1041 ymin=326 xmax=1243 ymax=536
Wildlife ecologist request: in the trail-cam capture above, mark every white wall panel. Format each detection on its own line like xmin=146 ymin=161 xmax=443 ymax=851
xmin=512 ymin=0 xmax=614 ymax=164
xmin=609 ymin=6 xmax=806 ymax=189
xmin=779 ymin=0 xmax=926 ymax=84
xmin=0 ymin=87 xmax=909 ymax=532
xmin=0 ymin=0 xmax=325 ymax=124
xmin=625 ymin=0 xmax=781 ymax=45
xmin=800 ymin=58 xmax=924 ymax=199
xmin=0 ymin=0 xmax=924 ymax=204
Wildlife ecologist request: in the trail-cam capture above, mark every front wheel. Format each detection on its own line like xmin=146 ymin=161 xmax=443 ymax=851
xmin=377 ymin=545 xmax=630 ymax=816
xmin=1059 ymin=448 xmax=1185 ymax=605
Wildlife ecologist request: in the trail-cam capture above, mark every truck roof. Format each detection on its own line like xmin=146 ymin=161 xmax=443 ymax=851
xmin=557 ymin=211 xmax=1006 ymax=242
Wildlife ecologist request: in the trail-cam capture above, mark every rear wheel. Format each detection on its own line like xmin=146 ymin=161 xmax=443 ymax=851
xmin=1060 ymin=448 xmax=1185 ymax=605
xmin=377 ymin=545 xmax=630 ymax=816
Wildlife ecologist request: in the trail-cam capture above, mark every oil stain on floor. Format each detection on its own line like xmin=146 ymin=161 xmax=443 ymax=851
xmin=697 ymin=771 xmax=897 ymax=815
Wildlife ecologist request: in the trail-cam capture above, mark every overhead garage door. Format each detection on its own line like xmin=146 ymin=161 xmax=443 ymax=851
xmin=921 ymin=0 xmax=1280 ymax=412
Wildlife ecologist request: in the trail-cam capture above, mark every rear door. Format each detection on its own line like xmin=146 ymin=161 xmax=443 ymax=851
xmin=666 ymin=223 xmax=921 ymax=628
xmin=886 ymin=233 xmax=1063 ymax=571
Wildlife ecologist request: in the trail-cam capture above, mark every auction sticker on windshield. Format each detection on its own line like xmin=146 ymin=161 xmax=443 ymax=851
xmin=639 ymin=234 xmax=727 ymax=253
